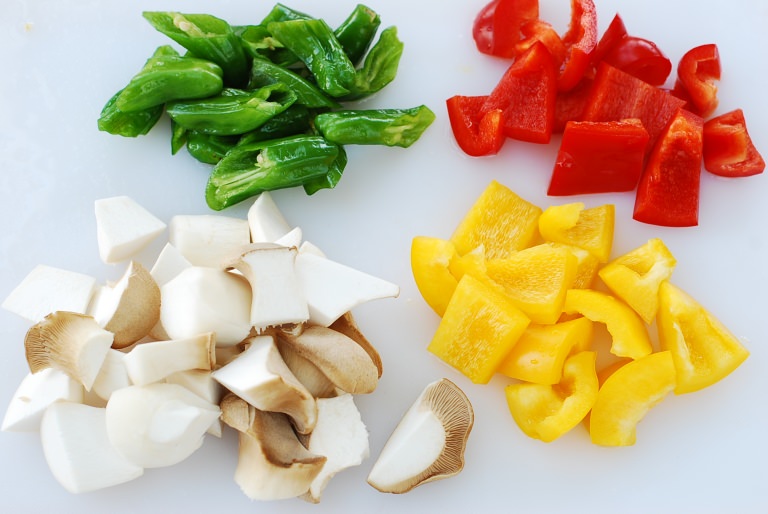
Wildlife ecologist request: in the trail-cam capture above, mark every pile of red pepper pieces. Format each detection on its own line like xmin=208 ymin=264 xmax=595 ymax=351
xmin=447 ymin=0 xmax=765 ymax=227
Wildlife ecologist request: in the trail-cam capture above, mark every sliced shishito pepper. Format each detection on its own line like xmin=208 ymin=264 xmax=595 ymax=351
xmin=703 ymin=109 xmax=766 ymax=178
xmin=598 ymin=238 xmax=677 ymax=324
xmin=563 ymin=289 xmax=653 ymax=360
xmin=485 ymin=244 xmax=577 ymax=324
xmin=589 ymin=351 xmax=676 ymax=446
xmin=410 ymin=237 xmax=459 ymax=317
xmin=450 ymin=180 xmax=542 ymax=259
xmin=675 ymin=44 xmax=721 ymax=118
xmin=428 ymin=275 xmax=530 ymax=384
xmin=657 ymin=282 xmax=749 ymax=394
xmin=446 ymin=95 xmax=505 ymax=157
xmin=538 ymin=202 xmax=614 ymax=263
xmin=497 ymin=316 xmax=594 ymax=384
xmin=505 ymin=351 xmax=599 ymax=443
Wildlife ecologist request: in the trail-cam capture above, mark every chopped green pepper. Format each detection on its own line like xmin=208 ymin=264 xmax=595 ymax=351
xmin=303 ymin=145 xmax=349 ymax=195
xmin=342 ymin=26 xmax=404 ymax=101
xmin=260 ymin=3 xmax=313 ymax=24
xmin=248 ymin=58 xmax=340 ymax=109
xmin=186 ymin=132 xmax=240 ymax=164
xmin=334 ymin=4 xmax=381 ymax=66
xmin=315 ymin=105 xmax=436 ymax=147
xmin=97 ymin=89 xmax=164 ymax=137
xmin=206 ymin=135 xmax=341 ymax=210
xmin=238 ymin=105 xmax=314 ymax=144
xmin=171 ymin=121 xmax=188 ymax=155
xmin=235 ymin=25 xmax=297 ymax=67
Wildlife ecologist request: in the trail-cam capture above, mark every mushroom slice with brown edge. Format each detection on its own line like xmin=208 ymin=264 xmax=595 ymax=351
xmin=89 ymin=261 xmax=160 ymax=349
xmin=274 ymin=336 xmax=337 ymax=399
xmin=278 ymin=326 xmax=379 ymax=395
xmin=123 ymin=332 xmax=216 ymax=386
xmin=220 ymin=394 xmax=326 ymax=501
xmin=212 ymin=335 xmax=317 ymax=434
xmin=367 ymin=378 xmax=474 ymax=494
xmin=24 ymin=311 xmax=114 ymax=391
xmin=330 ymin=311 xmax=383 ymax=378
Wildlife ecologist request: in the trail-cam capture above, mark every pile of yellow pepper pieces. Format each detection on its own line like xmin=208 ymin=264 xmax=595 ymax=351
xmin=411 ymin=180 xmax=749 ymax=446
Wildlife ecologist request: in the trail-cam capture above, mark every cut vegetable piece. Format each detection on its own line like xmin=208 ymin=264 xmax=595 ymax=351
xmin=247 ymin=191 xmax=293 ymax=243
xmin=89 ymin=261 xmax=160 ymax=349
xmin=547 ymin=243 xmax=599 ymax=289
xmin=149 ymin=243 xmax=192 ymax=288
xmin=657 ymin=282 xmax=749 ymax=394
xmin=329 ymin=311 xmax=383 ymax=378
xmin=300 ymin=394 xmax=370 ymax=503
xmin=41 ymin=402 xmax=144 ymax=493
xmin=410 ymin=236 xmax=459 ymax=317
xmin=590 ymin=351 xmax=676 ymax=446
xmin=105 ymin=383 xmax=220 ymax=468
xmin=212 ymin=335 xmax=317 ymax=434
xmin=165 ymin=369 xmax=224 ymax=437
xmin=564 ymin=289 xmax=652 ymax=360
xmin=160 ymin=266 xmax=251 ymax=346
xmin=2 ymin=368 xmax=84 ymax=432
xmin=367 ymin=378 xmax=473 ymax=494
xmin=2 ymin=265 xmax=96 ymax=323
xmin=124 ymin=333 xmax=216 ymax=386
xmin=168 ymin=214 xmax=250 ymax=268
xmin=450 ymin=180 xmax=542 ymax=259
xmin=538 ymin=202 xmax=615 ymax=263
xmin=274 ymin=226 xmax=303 ymax=249
xmin=598 ymin=238 xmax=676 ymax=323
xmin=428 ymin=275 xmax=530 ymax=384
xmin=91 ymin=349 xmax=131 ymax=402
xmin=24 ymin=312 xmax=114 ymax=391
xmin=220 ymin=394 xmax=326 ymax=501
xmin=295 ymin=251 xmax=399 ymax=327
xmin=94 ymin=195 xmax=166 ymax=264
xmin=702 ymin=108 xmax=765 ymax=178
xmin=275 ymin=338 xmax=338 ymax=399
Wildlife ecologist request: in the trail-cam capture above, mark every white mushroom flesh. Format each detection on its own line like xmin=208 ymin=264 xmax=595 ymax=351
xmin=2 ymin=368 xmax=84 ymax=432
xmin=169 ymin=214 xmax=250 ymax=268
xmin=94 ymin=195 xmax=166 ymax=264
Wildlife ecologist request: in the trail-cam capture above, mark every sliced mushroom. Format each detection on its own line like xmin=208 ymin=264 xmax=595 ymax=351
xmin=212 ymin=335 xmax=317 ymax=434
xmin=91 ymin=349 xmax=132 ymax=402
xmin=273 ymin=226 xmax=303 ymax=249
xmin=165 ymin=369 xmax=224 ymax=437
xmin=367 ymin=378 xmax=474 ymax=494
xmin=330 ymin=312 xmax=383 ymax=378
xmin=149 ymin=242 xmax=193 ymax=288
xmin=247 ymin=191 xmax=292 ymax=243
xmin=89 ymin=261 xmax=160 ymax=349
xmin=278 ymin=326 xmax=379 ymax=395
xmin=169 ymin=214 xmax=250 ymax=268
xmin=24 ymin=311 xmax=114 ymax=391
xmin=2 ymin=368 xmax=84 ymax=432
xmin=94 ymin=195 xmax=166 ymax=264
xmin=123 ymin=332 xmax=216 ymax=386
xmin=220 ymin=394 xmax=326 ymax=501
xmin=274 ymin=337 xmax=337 ymax=399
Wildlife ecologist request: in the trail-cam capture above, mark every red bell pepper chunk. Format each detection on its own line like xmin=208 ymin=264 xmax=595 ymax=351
xmin=703 ymin=108 xmax=765 ymax=177
xmin=472 ymin=0 xmax=540 ymax=59
xmin=482 ymin=42 xmax=557 ymax=144
xmin=602 ymin=36 xmax=672 ymax=86
xmin=553 ymin=76 xmax=593 ymax=133
xmin=675 ymin=44 xmax=721 ymax=118
xmin=633 ymin=108 xmax=704 ymax=227
xmin=558 ymin=0 xmax=598 ymax=91
xmin=446 ymin=95 xmax=505 ymax=157
xmin=548 ymin=119 xmax=650 ymax=196
xmin=590 ymin=13 xmax=628 ymax=69
xmin=515 ymin=19 xmax=567 ymax=67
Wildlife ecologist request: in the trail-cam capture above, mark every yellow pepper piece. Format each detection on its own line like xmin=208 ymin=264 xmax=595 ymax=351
xmin=547 ymin=243 xmax=600 ymax=289
xmin=497 ymin=316 xmax=594 ymax=385
xmin=410 ymin=236 xmax=459 ymax=317
xmin=450 ymin=180 xmax=542 ymax=260
xmin=657 ymin=281 xmax=749 ymax=394
xmin=485 ymin=244 xmax=577 ymax=324
xmin=538 ymin=202 xmax=615 ymax=263
xmin=428 ymin=274 xmax=530 ymax=384
xmin=505 ymin=351 xmax=599 ymax=443
xmin=598 ymin=238 xmax=676 ymax=324
xmin=589 ymin=351 xmax=676 ymax=446
xmin=448 ymin=246 xmax=486 ymax=281
xmin=563 ymin=289 xmax=653 ymax=360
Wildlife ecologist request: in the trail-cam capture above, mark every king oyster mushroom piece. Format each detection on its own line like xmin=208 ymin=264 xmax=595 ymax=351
xmin=91 ymin=349 xmax=132 ymax=402
xmin=169 ymin=214 xmax=250 ymax=268
xmin=24 ymin=311 xmax=114 ymax=391
xmin=94 ymin=195 xmax=166 ymax=264
xmin=330 ymin=311 xmax=384 ymax=378
xmin=165 ymin=369 xmax=224 ymax=437
xmin=247 ymin=191 xmax=293 ymax=243
xmin=123 ymin=332 xmax=216 ymax=386
xmin=220 ymin=394 xmax=326 ymax=501
xmin=273 ymin=337 xmax=337 ymax=399
xmin=2 ymin=368 xmax=84 ymax=432
xmin=367 ymin=378 xmax=474 ymax=494
xmin=212 ymin=335 xmax=317 ymax=434
xmin=148 ymin=243 xmax=193 ymax=341
xmin=89 ymin=261 xmax=160 ymax=349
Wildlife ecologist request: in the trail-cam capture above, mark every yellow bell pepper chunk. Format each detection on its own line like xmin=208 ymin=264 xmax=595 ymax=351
xmin=485 ymin=244 xmax=577 ymax=324
xmin=589 ymin=351 xmax=676 ymax=446
xmin=598 ymin=238 xmax=676 ymax=324
xmin=505 ymin=351 xmax=599 ymax=443
xmin=450 ymin=180 xmax=542 ymax=260
xmin=497 ymin=316 xmax=594 ymax=385
xmin=657 ymin=281 xmax=749 ymax=394
xmin=547 ymin=243 xmax=600 ymax=289
xmin=448 ymin=246 xmax=486 ymax=281
xmin=563 ymin=289 xmax=653 ymax=360
xmin=410 ymin=236 xmax=459 ymax=317
xmin=428 ymin=274 xmax=530 ymax=384
xmin=539 ymin=202 xmax=615 ymax=263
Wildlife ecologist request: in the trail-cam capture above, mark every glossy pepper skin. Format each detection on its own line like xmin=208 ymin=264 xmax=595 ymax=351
xmin=143 ymin=12 xmax=250 ymax=88
xmin=302 ymin=145 xmax=349 ymax=195
xmin=248 ymin=57 xmax=340 ymax=109
xmin=235 ymin=24 xmax=297 ymax=68
xmin=557 ymin=0 xmax=598 ymax=91
xmin=237 ymin=105 xmax=314 ymax=144
xmin=185 ymin=132 xmax=240 ymax=165
xmin=97 ymin=89 xmax=163 ymax=137
xmin=675 ymin=44 xmax=720 ymax=118
xmin=472 ymin=0 xmax=539 ymax=59
xmin=334 ymin=4 xmax=381 ymax=66
xmin=341 ymin=26 xmax=404 ymax=101
xmin=205 ymin=135 xmax=341 ymax=210
xmin=314 ymin=106 xmax=436 ymax=148
xmin=703 ymin=109 xmax=765 ymax=177
xmin=445 ymin=95 xmax=504 ymax=157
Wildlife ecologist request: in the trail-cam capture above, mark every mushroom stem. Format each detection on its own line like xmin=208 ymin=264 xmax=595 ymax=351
xmin=124 ymin=332 xmax=216 ymax=386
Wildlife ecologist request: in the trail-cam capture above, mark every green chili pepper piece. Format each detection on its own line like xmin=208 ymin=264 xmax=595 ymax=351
xmin=267 ymin=19 xmax=356 ymax=98
xmin=334 ymin=4 xmax=381 ymax=66
xmin=142 ymin=12 xmax=250 ymax=88
xmin=171 ymin=121 xmax=188 ymax=155
xmin=186 ymin=132 xmax=240 ymax=165
xmin=166 ymin=84 xmax=297 ymax=136
xmin=314 ymin=105 xmax=435 ymax=148
xmin=235 ymin=25 xmax=298 ymax=67
xmin=116 ymin=52 xmax=223 ymax=112
xmin=303 ymin=144 xmax=349 ymax=195
xmin=341 ymin=26 xmax=404 ymax=101
xmin=238 ymin=105 xmax=314 ymax=145
xmin=260 ymin=3 xmax=313 ymax=24
xmin=97 ymin=88 xmax=163 ymax=137
xmin=206 ymin=135 xmax=340 ymax=210
xmin=248 ymin=58 xmax=340 ymax=109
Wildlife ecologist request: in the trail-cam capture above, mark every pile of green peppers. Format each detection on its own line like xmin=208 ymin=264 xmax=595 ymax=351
xmin=98 ymin=4 xmax=435 ymax=210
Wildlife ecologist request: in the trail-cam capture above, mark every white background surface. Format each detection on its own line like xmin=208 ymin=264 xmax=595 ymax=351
xmin=1 ymin=0 xmax=767 ymax=512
